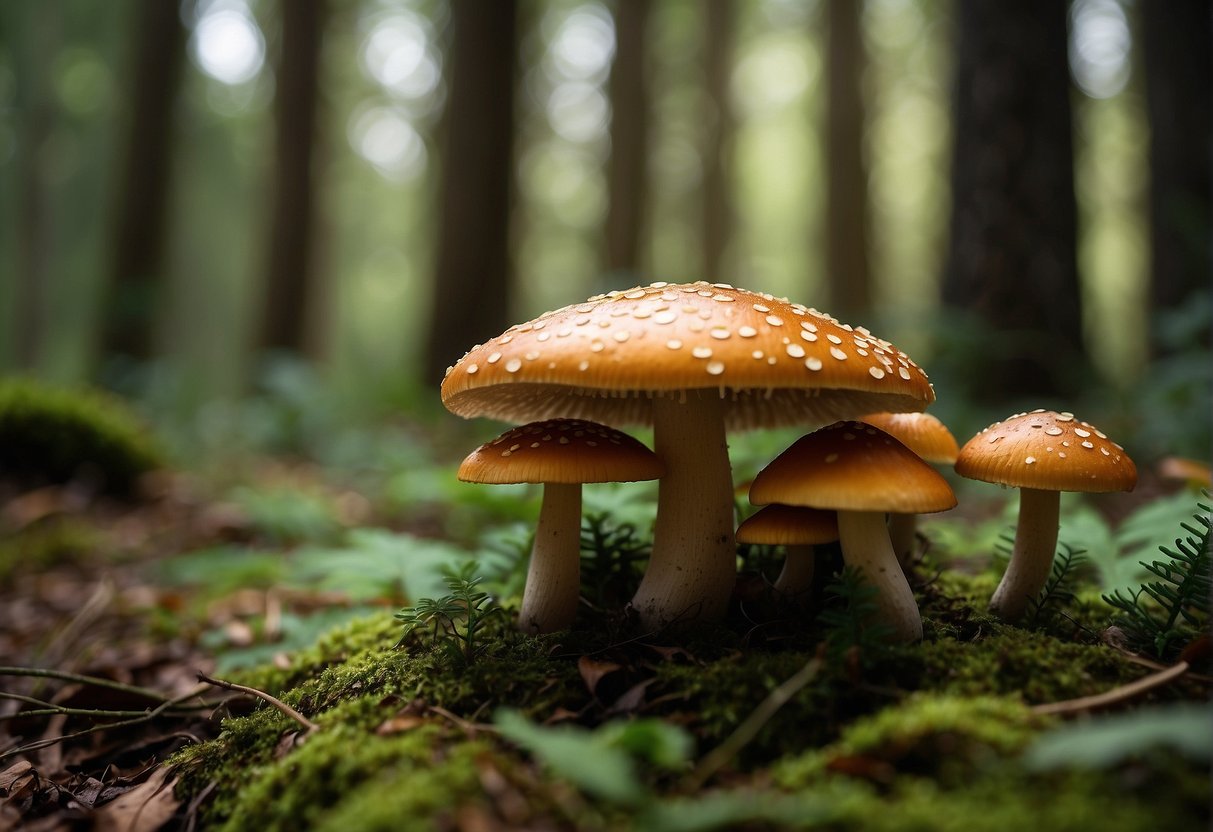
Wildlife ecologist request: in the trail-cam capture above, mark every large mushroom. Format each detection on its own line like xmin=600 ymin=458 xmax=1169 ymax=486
xmin=749 ymin=421 xmax=957 ymax=643
xmin=736 ymin=504 xmax=838 ymax=600
xmin=441 ymin=282 xmax=935 ymax=628
xmin=954 ymin=409 xmax=1137 ymax=623
xmin=859 ymin=412 xmax=960 ymax=564
xmin=459 ymin=419 xmax=663 ymax=633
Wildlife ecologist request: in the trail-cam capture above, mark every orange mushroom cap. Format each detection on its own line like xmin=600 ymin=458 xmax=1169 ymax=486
xmin=859 ymin=412 xmax=959 ymax=465
xmin=736 ymin=504 xmax=839 ymax=546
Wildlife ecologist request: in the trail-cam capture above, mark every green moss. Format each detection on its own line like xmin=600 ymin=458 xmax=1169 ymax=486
xmin=0 ymin=377 xmax=163 ymax=496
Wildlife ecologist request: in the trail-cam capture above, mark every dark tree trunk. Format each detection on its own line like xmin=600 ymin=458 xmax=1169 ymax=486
xmin=826 ymin=0 xmax=871 ymax=319
xmin=424 ymin=0 xmax=518 ymax=386
xmin=259 ymin=0 xmax=327 ymax=359
xmin=942 ymin=0 xmax=1085 ymax=400
xmin=1142 ymin=0 xmax=1212 ymax=352
xmin=702 ymin=0 xmax=735 ymax=285
xmin=605 ymin=0 xmax=650 ymax=283
xmin=102 ymin=0 xmax=187 ymax=364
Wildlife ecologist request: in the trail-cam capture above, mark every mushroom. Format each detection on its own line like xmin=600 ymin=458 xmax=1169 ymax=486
xmin=954 ymin=409 xmax=1137 ymax=623
xmin=736 ymin=504 xmax=838 ymax=600
xmin=749 ymin=421 xmax=957 ymax=643
xmin=441 ymin=282 xmax=935 ymax=628
xmin=859 ymin=412 xmax=960 ymax=564
xmin=458 ymin=419 xmax=663 ymax=633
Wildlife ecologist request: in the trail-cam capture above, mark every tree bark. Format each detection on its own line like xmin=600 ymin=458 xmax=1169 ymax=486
xmin=424 ymin=0 xmax=518 ymax=386
xmin=826 ymin=0 xmax=871 ymax=320
xmin=1141 ymin=0 xmax=1212 ymax=351
xmin=702 ymin=0 xmax=735 ymax=285
xmin=259 ymin=0 xmax=327 ymax=359
xmin=605 ymin=0 xmax=650 ymax=282
xmin=942 ymin=0 xmax=1085 ymax=400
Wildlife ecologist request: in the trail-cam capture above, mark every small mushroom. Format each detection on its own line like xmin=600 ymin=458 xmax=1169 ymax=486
xmin=458 ymin=419 xmax=663 ymax=634
xmin=859 ymin=412 xmax=960 ymax=564
xmin=955 ymin=409 xmax=1136 ymax=623
xmin=736 ymin=504 xmax=838 ymax=600
xmin=749 ymin=421 xmax=956 ymax=643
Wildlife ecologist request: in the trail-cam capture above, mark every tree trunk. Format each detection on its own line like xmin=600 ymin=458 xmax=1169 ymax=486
xmin=259 ymin=0 xmax=327 ymax=359
xmin=1141 ymin=0 xmax=1212 ymax=352
xmin=942 ymin=0 xmax=1085 ymax=400
xmin=826 ymin=0 xmax=871 ymax=320
xmin=605 ymin=0 xmax=650 ymax=283
xmin=424 ymin=0 xmax=518 ymax=386
xmin=102 ymin=0 xmax=187 ymax=364
xmin=702 ymin=0 xmax=735 ymax=285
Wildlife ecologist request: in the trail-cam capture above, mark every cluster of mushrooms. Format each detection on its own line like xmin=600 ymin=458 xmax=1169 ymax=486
xmin=441 ymin=282 xmax=1137 ymax=642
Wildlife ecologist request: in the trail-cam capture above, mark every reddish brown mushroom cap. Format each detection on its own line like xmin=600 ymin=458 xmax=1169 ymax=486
xmin=859 ymin=412 xmax=959 ymax=465
xmin=750 ymin=421 xmax=958 ymax=515
xmin=954 ymin=410 xmax=1136 ymax=494
xmin=458 ymin=419 xmax=664 ymax=485
xmin=736 ymin=504 xmax=839 ymax=546
xmin=441 ymin=281 xmax=935 ymax=430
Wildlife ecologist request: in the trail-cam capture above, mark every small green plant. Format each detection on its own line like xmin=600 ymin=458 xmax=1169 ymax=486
xmin=818 ymin=567 xmax=893 ymax=660
xmin=394 ymin=562 xmax=504 ymax=665
xmin=1025 ymin=542 xmax=1089 ymax=629
xmin=1103 ymin=497 xmax=1210 ymax=660
xmin=579 ymin=512 xmax=651 ymax=607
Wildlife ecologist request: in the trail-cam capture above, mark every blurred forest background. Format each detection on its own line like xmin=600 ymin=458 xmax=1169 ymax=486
xmin=0 ymin=0 xmax=1209 ymax=459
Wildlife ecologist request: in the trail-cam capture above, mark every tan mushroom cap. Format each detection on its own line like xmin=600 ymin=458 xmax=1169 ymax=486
xmin=441 ymin=281 xmax=935 ymax=430
xmin=750 ymin=421 xmax=958 ymax=514
xmin=955 ymin=410 xmax=1136 ymax=493
xmin=458 ymin=419 xmax=664 ymax=485
xmin=737 ymin=504 xmax=839 ymax=546
xmin=859 ymin=412 xmax=959 ymax=464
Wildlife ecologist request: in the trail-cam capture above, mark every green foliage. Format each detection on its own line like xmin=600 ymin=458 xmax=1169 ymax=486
xmin=1102 ymin=498 xmax=1211 ymax=660
xmin=579 ymin=511 xmax=651 ymax=607
xmin=227 ymin=484 xmax=344 ymax=545
xmin=395 ymin=562 xmax=505 ymax=666
xmin=1025 ymin=703 xmax=1213 ymax=771
xmin=0 ymin=376 xmax=163 ymax=495
xmin=819 ymin=567 xmax=894 ymax=661
xmin=1025 ymin=542 xmax=1088 ymax=630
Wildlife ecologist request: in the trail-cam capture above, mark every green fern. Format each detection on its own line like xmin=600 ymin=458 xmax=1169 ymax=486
xmin=819 ymin=567 xmax=893 ymax=660
xmin=394 ymin=562 xmax=504 ymax=666
xmin=1025 ymin=542 xmax=1089 ymax=629
xmin=579 ymin=512 xmax=651 ymax=608
xmin=1102 ymin=498 xmax=1210 ymax=660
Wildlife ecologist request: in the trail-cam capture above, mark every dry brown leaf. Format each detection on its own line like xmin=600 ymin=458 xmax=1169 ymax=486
xmin=93 ymin=767 xmax=178 ymax=832
xmin=576 ymin=656 xmax=621 ymax=697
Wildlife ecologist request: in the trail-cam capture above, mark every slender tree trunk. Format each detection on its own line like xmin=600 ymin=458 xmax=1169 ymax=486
xmin=260 ymin=0 xmax=327 ymax=358
xmin=702 ymin=0 xmax=735 ymax=285
xmin=605 ymin=0 xmax=650 ymax=282
xmin=102 ymin=0 xmax=187 ymax=364
xmin=826 ymin=0 xmax=871 ymax=319
xmin=424 ymin=0 xmax=518 ymax=385
xmin=1141 ymin=0 xmax=1212 ymax=352
xmin=942 ymin=0 xmax=1085 ymax=400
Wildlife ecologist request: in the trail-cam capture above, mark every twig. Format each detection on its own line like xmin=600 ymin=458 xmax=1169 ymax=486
xmin=196 ymin=673 xmax=319 ymax=733
xmin=1032 ymin=661 xmax=1192 ymax=717
xmin=687 ymin=650 xmax=825 ymax=790
xmin=428 ymin=704 xmax=497 ymax=735
xmin=0 ymin=691 xmax=210 ymax=721
xmin=0 ymin=666 xmax=174 ymax=703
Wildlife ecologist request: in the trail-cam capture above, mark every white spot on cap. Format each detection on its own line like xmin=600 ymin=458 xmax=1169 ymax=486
xmin=467 ymin=363 xmax=479 ymax=375
xmin=805 ymin=357 xmax=823 ymax=371
xmin=898 ymin=367 xmax=911 ymax=380
xmin=830 ymin=347 xmax=847 ymax=361
xmin=591 ymin=341 xmax=605 ymax=352
xmin=537 ymin=332 xmax=551 ymax=342
xmin=692 ymin=346 xmax=713 ymax=359
xmin=654 ymin=311 xmax=677 ymax=325
xmin=1100 ymin=447 xmax=1110 ymax=456
xmin=753 ymin=303 xmax=771 ymax=313
xmin=739 ymin=326 xmax=757 ymax=338
xmin=505 ymin=359 xmax=522 ymax=373
xmin=869 ymin=367 xmax=885 ymax=379
xmin=752 ymin=350 xmax=764 ymax=359
xmin=666 ymin=339 xmax=683 ymax=350
xmin=1057 ymin=412 xmax=1075 ymax=422
xmin=487 ymin=352 xmax=502 ymax=364
xmin=706 ymin=361 xmax=725 ymax=375
xmin=1081 ymin=441 xmax=1094 ymax=449
xmin=1074 ymin=428 xmax=1091 ymax=438
xmin=613 ymin=330 xmax=630 ymax=343
xmin=766 ymin=315 xmax=784 ymax=327
xmin=710 ymin=327 xmax=731 ymax=340
xmin=1045 ymin=427 xmax=1063 ymax=436
xmin=801 ymin=331 xmax=818 ymax=343
xmin=826 ymin=334 xmax=843 ymax=345
xmin=786 ymin=344 xmax=806 ymax=358
xmin=825 ymin=453 xmax=839 ymax=463
xmin=1025 ymin=456 xmax=1036 ymax=464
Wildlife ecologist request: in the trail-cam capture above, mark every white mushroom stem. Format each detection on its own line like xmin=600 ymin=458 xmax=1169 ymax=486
xmin=631 ymin=393 xmax=737 ymax=628
xmin=889 ymin=513 xmax=918 ymax=566
xmin=837 ymin=510 xmax=923 ymax=643
xmin=518 ymin=483 xmax=582 ymax=634
xmin=989 ymin=487 xmax=1060 ymax=623
xmin=773 ymin=545 xmax=816 ymax=597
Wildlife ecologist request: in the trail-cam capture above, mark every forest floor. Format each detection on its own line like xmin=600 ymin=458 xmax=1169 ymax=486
xmin=1 ymin=456 xmax=1210 ymax=831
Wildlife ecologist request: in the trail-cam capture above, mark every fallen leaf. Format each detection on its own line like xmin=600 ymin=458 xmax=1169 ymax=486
xmin=0 ymin=761 xmax=35 ymax=798
xmin=93 ymin=767 xmax=179 ymax=832
xmin=577 ymin=656 xmax=622 ymax=697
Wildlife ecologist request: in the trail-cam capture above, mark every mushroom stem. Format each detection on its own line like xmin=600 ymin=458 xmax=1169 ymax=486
xmin=889 ymin=513 xmax=918 ymax=566
xmin=631 ymin=392 xmax=736 ymax=628
xmin=518 ymin=482 xmax=582 ymax=634
xmin=837 ymin=510 xmax=922 ymax=643
xmin=989 ymin=487 xmax=1060 ymax=622
xmin=773 ymin=545 xmax=816 ymax=598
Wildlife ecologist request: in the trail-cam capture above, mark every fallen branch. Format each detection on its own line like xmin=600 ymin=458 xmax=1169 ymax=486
xmin=196 ymin=673 xmax=319 ymax=734
xmin=0 ymin=666 xmax=177 ymax=703
xmin=1032 ymin=661 xmax=1192 ymax=717
xmin=687 ymin=648 xmax=825 ymax=790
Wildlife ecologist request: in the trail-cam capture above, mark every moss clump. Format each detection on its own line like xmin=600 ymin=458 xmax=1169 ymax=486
xmin=0 ymin=377 xmax=163 ymax=496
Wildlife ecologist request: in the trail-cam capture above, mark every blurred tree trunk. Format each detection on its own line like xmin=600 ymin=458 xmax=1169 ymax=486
xmin=942 ymin=0 xmax=1085 ymax=400
xmin=424 ymin=0 xmax=518 ymax=386
xmin=259 ymin=0 xmax=328 ymax=359
xmin=102 ymin=0 xmax=187 ymax=365
xmin=826 ymin=0 xmax=871 ymax=319
xmin=1142 ymin=0 xmax=1212 ymax=351
xmin=605 ymin=0 xmax=650 ymax=283
xmin=702 ymin=0 xmax=735 ymax=285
